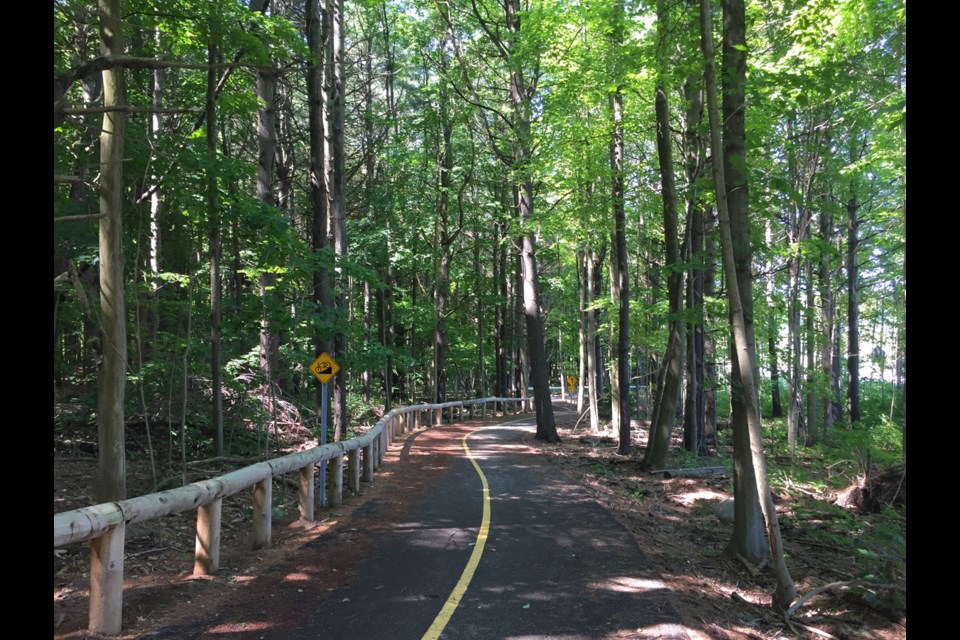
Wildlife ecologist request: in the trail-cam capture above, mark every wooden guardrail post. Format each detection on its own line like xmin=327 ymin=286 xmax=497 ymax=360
xmin=362 ymin=442 xmax=374 ymax=482
xmin=194 ymin=498 xmax=222 ymax=576
xmin=482 ymin=401 xmax=487 ymax=419
xmin=253 ymin=478 xmax=272 ymax=549
xmin=299 ymin=464 xmax=315 ymax=521
xmin=469 ymin=402 xmax=475 ymax=420
xmin=378 ymin=429 xmax=386 ymax=467
xmin=89 ymin=521 xmax=125 ymax=634
xmin=348 ymin=448 xmax=361 ymax=493
xmin=193 ymin=498 xmax=223 ymax=576
xmin=414 ymin=408 xmax=421 ymax=430
xmin=328 ymin=454 xmax=343 ymax=506
xmin=386 ymin=417 xmax=393 ymax=447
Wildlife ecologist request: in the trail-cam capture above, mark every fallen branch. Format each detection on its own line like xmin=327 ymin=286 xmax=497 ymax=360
xmin=786 ymin=579 xmax=905 ymax=618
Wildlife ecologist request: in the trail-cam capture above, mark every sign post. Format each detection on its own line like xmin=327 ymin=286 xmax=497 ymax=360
xmin=309 ymin=352 xmax=341 ymax=509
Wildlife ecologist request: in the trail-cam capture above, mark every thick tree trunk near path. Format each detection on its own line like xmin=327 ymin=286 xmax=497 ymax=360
xmin=96 ymin=0 xmax=127 ymax=504
xmin=719 ymin=0 xmax=767 ymax=567
xmin=702 ymin=0 xmax=796 ymax=610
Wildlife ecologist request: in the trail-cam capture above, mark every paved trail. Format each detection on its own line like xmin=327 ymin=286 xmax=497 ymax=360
xmin=155 ymin=407 xmax=691 ymax=639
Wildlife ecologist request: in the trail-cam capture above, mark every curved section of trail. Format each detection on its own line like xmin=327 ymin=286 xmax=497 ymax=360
xmin=144 ymin=406 xmax=693 ymax=639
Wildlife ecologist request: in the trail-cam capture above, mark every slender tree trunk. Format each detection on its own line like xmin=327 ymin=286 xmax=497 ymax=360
xmin=703 ymin=0 xmax=795 ymax=609
xmin=819 ymin=202 xmax=836 ymax=434
xmin=586 ymin=250 xmax=601 ymax=432
xmin=329 ymin=0 xmax=348 ymax=440
xmin=847 ymin=195 xmax=861 ymax=424
xmin=495 ymin=220 xmax=508 ymax=404
xmin=474 ymin=232 xmax=486 ymax=398
xmin=682 ymin=68 xmax=705 ymax=454
xmin=206 ymin=38 xmax=225 ymax=457
xmin=804 ymin=250 xmax=817 ymax=445
xmin=703 ymin=207 xmax=718 ymax=448
xmin=577 ymin=249 xmax=587 ymax=415
xmin=307 ymin=0 xmax=331 ymax=420
xmin=96 ymin=0 xmax=127 ymax=503
xmin=765 ymin=222 xmax=783 ymax=419
xmin=608 ymin=233 xmax=621 ymax=439
xmin=251 ymin=0 xmax=279 ymax=413
xmin=718 ymin=0 xmax=766 ymax=567
xmin=787 ymin=214 xmax=802 ymax=454
xmin=644 ymin=41 xmax=684 ymax=469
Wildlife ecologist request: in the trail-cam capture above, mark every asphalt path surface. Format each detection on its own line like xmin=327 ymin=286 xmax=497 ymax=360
xmin=163 ymin=409 xmax=690 ymax=639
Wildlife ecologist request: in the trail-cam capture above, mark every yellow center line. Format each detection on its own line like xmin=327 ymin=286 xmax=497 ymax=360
xmin=421 ymin=426 xmax=492 ymax=640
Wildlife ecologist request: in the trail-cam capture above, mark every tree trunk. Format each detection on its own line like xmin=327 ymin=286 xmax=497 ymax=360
xmin=207 ymin=38 xmax=225 ymax=457
xmin=644 ymin=41 xmax=684 ymax=469
xmin=96 ymin=0 xmax=127 ymax=503
xmin=703 ymin=0 xmax=795 ymax=610
xmin=682 ymin=68 xmax=705 ymax=454
xmin=329 ymin=0 xmax=348 ymax=440
xmin=847 ymin=195 xmax=861 ymax=424
xmin=252 ymin=0 xmax=280 ymax=413
xmin=764 ymin=221 xmax=783 ymax=419
xmin=307 ymin=0 xmax=332 ymax=420
xmin=787 ymin=215 xmax=802 ymax=454
xmin=804 ymin=250 xmax=817 ymax=445
xmin=718 ymin=0 xmax=766 ymax=567
xmin=703 ymin=207 xmax=718 ymax=448
xmin=577 ymin=249 xmax=587 ymax=414
xmin=585 ymin=250 xmax=601 ymax=432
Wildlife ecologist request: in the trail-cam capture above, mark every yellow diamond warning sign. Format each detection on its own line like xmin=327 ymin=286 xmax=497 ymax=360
xmin=309 ymin=352 xmax=340 ymax=384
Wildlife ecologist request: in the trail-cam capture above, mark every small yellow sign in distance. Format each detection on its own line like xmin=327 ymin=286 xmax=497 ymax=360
xmin=567 ymin=375 xmax=576 ymax=386
xmin=309 ymin=352 xmax=340 ymax=384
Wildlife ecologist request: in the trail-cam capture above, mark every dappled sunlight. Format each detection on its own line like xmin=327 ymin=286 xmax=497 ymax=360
xmin=611 ymin=623 xmax=710 ymax=639
xmin=588 ymin=576 xmax=667 ymax=593
xmin=206 ymin=620 xmax=275 ymax=634
xmin=281 ymin=571 xmax=311 ymax=582
xmin=394 ymin=523 xmax=476 ymax=550
xmin=514 ymin=588 xmax=569 ymax=602
xmin=668 ymin=487 xmax=727 ymax=507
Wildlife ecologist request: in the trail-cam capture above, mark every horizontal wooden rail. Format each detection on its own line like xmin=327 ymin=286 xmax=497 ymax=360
xmin=53 ymin=396 xmax=531 ymax=634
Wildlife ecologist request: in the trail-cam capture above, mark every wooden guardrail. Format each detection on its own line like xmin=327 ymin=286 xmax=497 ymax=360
xmin=53 ymin=395 xmax=532 ymax=634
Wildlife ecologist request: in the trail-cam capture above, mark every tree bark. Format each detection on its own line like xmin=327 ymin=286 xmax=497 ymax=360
xmin=847 ymin=195 xmax=861 ymax=424
xmin=328 ymin=0 xmax=348 ymax=440
xmin=96 ymin=0 xmax=127 ymax=503
xmin=703 ymin=0 xmax=795 ymax=610
xmin=307 ymin=0 xmax=332 ymax=419
xmin=253 ymin=0 xmax=280 ymax=417
xmin=207 ymin=37 xmax=225 ymax=457
xmin=719 ymin=0 xmax=766 ymax=566
xmin=643 ymin=44 xmax=684 ymax=469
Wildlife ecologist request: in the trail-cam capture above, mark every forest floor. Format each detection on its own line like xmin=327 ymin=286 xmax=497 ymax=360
xmin=53 ymin=403 xmax=906 ymax=640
